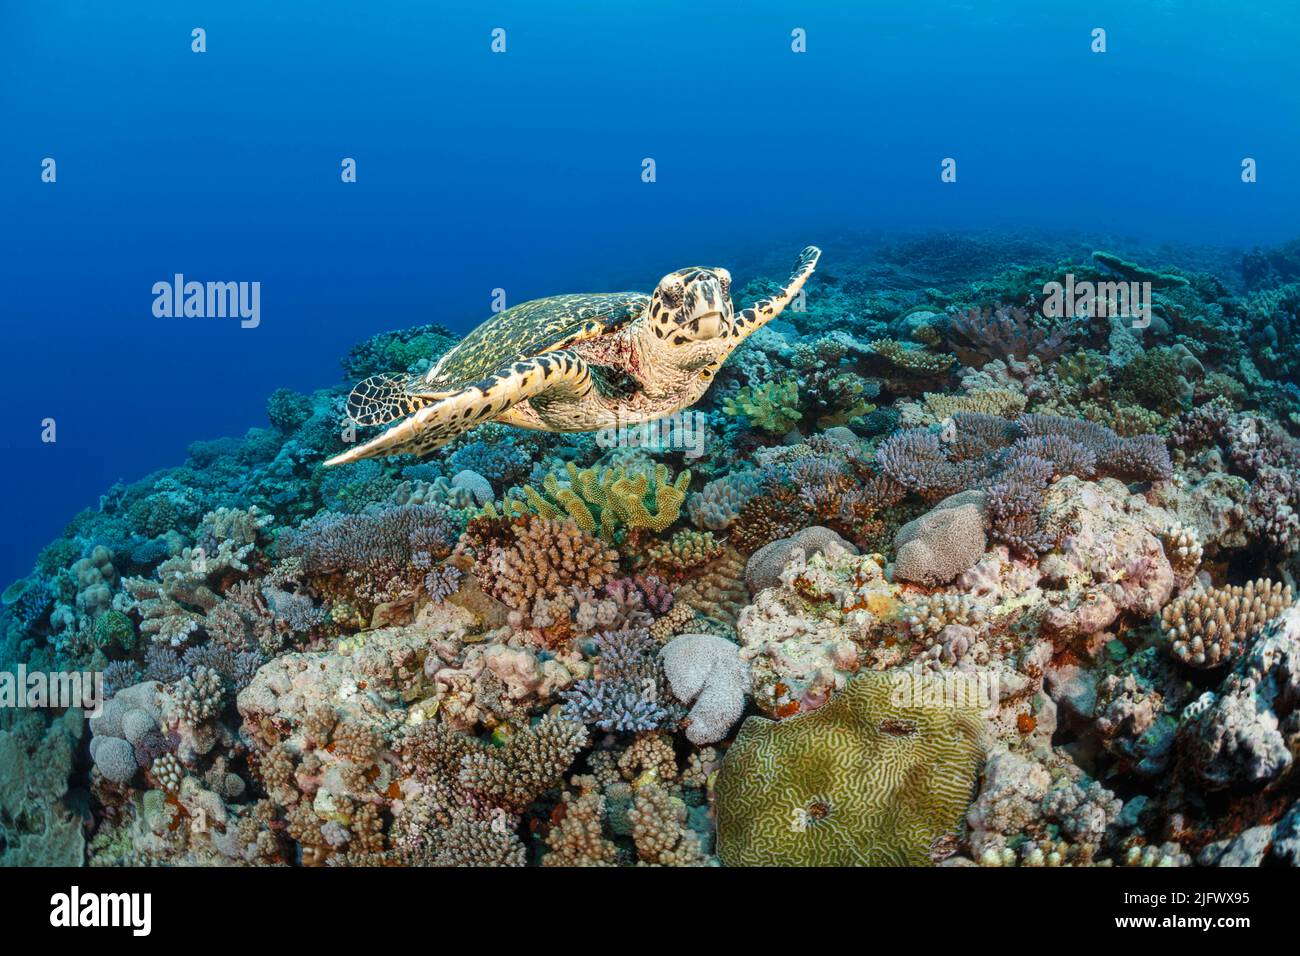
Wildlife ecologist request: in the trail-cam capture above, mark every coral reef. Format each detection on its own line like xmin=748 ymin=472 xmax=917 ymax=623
xmin=4 ymin=234 xmax=1300 ymax=868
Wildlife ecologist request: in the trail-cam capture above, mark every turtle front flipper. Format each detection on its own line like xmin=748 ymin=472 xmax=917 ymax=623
xmin=731 ymin=245 xmax=821 ymax=339
xmin=344 ymin=373 xmax=451 ymax=426
xmin=324 ymin=350 xmax=595 ymax=466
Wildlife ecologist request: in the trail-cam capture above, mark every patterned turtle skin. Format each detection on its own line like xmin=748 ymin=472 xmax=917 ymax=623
xmin=324 ymin=246 xmax=820 ymax=466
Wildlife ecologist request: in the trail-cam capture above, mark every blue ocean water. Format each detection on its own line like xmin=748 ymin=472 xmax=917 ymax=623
xmin=1 ymin=0 xmax=1297 ymax=585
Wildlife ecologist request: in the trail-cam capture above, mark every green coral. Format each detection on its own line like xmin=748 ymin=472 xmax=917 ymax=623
xmin=723 ymin=377 xmax=802 ymax=435
xmin=645 ymin=529 xmax=725 ymax=573
xmin=816 ymin=373 xmax=878 ymax=428
xmin=507 ymin=462 xmax=691 ymax=542
xmin=0 ymin=710 xmax=85 ymax=866
xmin=34 ymin=539 xmax=82 ymax=577
xmin=716 ymin=671 xmax=986 ymax=866
xmin=342 ymin=323 xmax=461 ymax=379
xmin=93 ymin=609 xmax=136 ymax=653
xmin=1055 ymin=349 xmax=1109 ymax=392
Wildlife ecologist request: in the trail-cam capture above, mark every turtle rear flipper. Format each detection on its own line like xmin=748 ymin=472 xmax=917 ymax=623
xmin=344 ymin=373 xmax=450 ymax=426
xmin=325 ymin=349 xmax=595 ymax=466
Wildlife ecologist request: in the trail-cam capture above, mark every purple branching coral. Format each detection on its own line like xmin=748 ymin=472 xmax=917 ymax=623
xmin=144 ymin=644 xmax=186 ymax=684
xmin=1015 ymin=414 xmax=1172 ymax=482
xmin=687 ymin=472 xmax=763 ymax=530
xmin=102 ymin=660 xmax=143 ymax=697
xmin=1008 ymin=435 xmax=1098 ymax=480
xmin=985 ymin=453 xmax=1055 ymax=554
xmin=605 ymin=575 xmax=674 ymax=616
xmin=181 ymin=643 xmax=264 ymax=694
xmin=277 ymin=502 xmax=466 ymax=610
xmin=1169 ymin=397 xmax=1234 ymax=450
xmin=279 ymin=503 xmax=462 ymax=574
xmin=561 ymin=629 xmax=682 ymax=733
xmin=877 ymin=410 xmax=1172 ymax=555
xmin=422 ymin=564 xmax=464 ymax=603
xmin=876 ymin=427 xmax=994 ymax=500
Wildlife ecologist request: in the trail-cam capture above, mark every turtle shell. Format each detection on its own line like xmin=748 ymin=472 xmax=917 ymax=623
xmin=423 ymin=292 xmax=648 ymax=388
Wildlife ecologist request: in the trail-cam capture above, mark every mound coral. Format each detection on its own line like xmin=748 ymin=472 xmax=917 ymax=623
xmin=893 ymin=491 xmax=988 ymax=585
xmin=659 ymin=633 xmax=750 ymax=745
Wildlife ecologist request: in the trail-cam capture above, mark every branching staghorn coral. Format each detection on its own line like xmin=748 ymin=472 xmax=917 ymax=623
xmin=876 ymin=411 xmax=1172 ymax=555
xmin=731 ymin=437 xmax=906 ymax=554
xmin=1223 ymin=413 xmax=1300 ymax=553
xmin=572 ymin=574 xmax=673 ymax=636
xmin=1169 ymin=397 xmax=1234 ymax=450
xmin=869 ymin=337 xmax=956 ymax=375
xmin=561 ymin=629 xmax=680 ymax=733
xmin=460 ymin=515 xmax=619 ymax=637
xmin=686 ymin=471 xmax=763 ymax=530
xmin=675 ymin=547 xmax=749 ymax=628
xmin=543 ymin=789 xmax=619 ymax=866
xmin=628 ymin=782 xmax=711 ymax=866
xmin=644 ymin=529 xmax=726 ymax=578
xmin=289 ymin=712 xmax=592 ymax=867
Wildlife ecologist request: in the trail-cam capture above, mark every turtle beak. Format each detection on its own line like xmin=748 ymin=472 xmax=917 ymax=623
xmin=691 ymin=311 xmax=724 ymax=340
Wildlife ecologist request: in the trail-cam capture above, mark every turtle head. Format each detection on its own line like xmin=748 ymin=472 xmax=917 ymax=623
xmin=644 ymin=266 xmax=736 ymax=369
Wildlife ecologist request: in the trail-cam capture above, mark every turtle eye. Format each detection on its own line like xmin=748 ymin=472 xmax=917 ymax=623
xmin=716 ymin=269 xmax=731 ymax=297
xmin=659 ymin=276 xmax=685 ymax=309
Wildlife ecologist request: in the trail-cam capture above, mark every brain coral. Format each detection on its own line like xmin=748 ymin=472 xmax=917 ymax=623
xmin=715 ymin=671 xmax=986 ymax=866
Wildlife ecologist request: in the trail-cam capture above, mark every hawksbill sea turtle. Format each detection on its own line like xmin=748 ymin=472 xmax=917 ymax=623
xmin=324 ymin=246 xmax=821 ymax=466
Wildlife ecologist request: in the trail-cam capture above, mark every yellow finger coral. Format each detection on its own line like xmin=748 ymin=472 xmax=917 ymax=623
xmin=517 ymin=462 xmax=691 ymax=542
